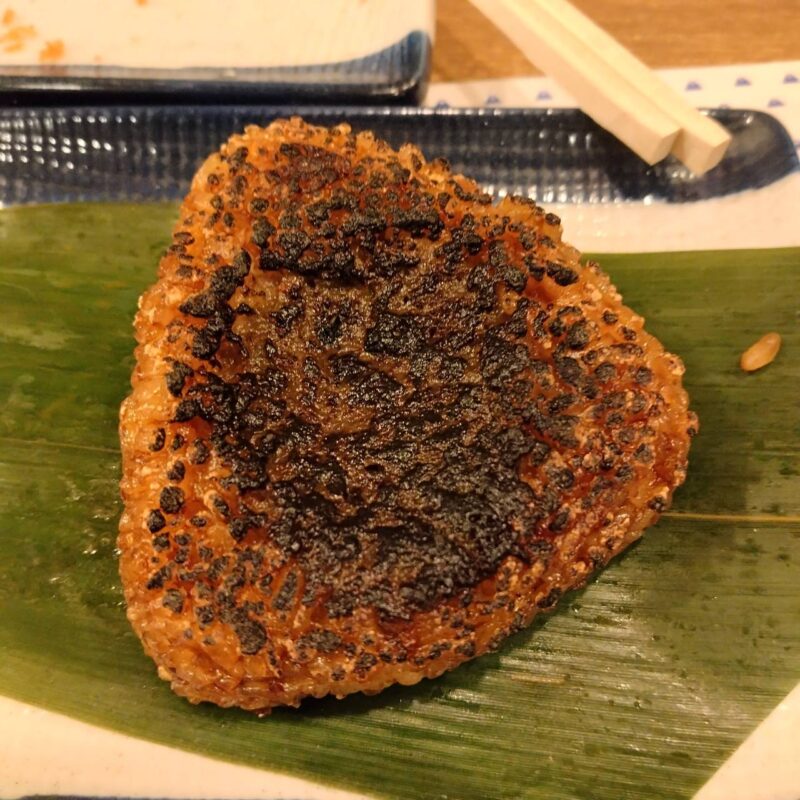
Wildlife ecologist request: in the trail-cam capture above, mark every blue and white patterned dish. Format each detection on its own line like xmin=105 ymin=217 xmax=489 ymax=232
xmin=0 ymin=33 xmax=431 ymax=105
xmin=0 ymin=106 xmax=795 ymax=206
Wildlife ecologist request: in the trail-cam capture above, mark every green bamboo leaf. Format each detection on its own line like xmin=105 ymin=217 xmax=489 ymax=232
xmin=0 ymin=204 xmax=798 ymax=800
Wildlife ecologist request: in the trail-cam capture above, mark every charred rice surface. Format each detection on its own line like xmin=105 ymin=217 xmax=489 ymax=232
xmin=119 ymin=118 xmax=696 ymax=710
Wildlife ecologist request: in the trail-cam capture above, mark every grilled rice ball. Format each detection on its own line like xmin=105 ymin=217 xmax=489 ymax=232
xmin=119 ymin=117 xmax=696 ymax=711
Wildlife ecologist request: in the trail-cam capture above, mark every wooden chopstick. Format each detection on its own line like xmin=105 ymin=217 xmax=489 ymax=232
xmin=468 ymin=0 xmax=731 ymax=174
xmin=539 ymin=0 xmax=732 ymax=173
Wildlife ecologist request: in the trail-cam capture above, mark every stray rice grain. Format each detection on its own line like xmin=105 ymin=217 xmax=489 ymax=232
xmin=740 ymin=332 xmax=781 ymax=372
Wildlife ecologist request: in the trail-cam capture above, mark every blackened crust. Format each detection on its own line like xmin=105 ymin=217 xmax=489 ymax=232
xmin=119 ymin=117 xmax=695 ymax=710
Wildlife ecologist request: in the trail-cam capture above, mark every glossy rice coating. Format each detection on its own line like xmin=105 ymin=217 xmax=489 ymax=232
xmin=119 ymin=117 xmax=696 ymax=710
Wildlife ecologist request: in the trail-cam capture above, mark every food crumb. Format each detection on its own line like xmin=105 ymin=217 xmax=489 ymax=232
xmin=740 ymin=332 xmax=781 ymax=372
xmin=2 ymin=8 xmax=15 ymax=25
xmin=39 ymin=39 xmax=64 ymax=62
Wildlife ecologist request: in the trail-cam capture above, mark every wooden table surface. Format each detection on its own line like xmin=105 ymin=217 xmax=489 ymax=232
xmin=433 ymin=0 xmax=800 ymax=82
